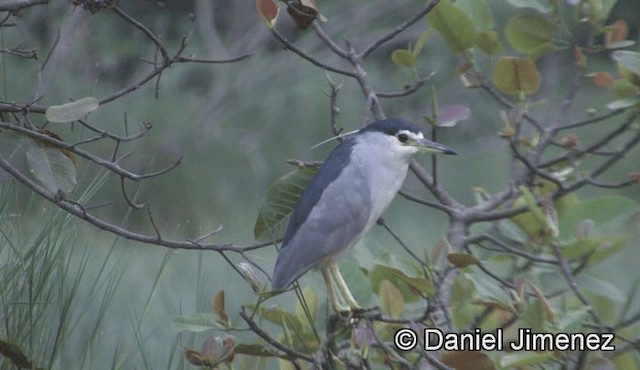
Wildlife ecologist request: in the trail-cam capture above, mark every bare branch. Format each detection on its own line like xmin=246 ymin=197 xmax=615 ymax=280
xmin=378 ymin=76 xmax=432 ymax=98
xmin=0 ymin=152 xmax=271 ymax=253
xmin=0 ymin=0 xmax=47 ymax=12
xmin=359 ymin=0 xmax=440 ymax=59
xmin=551 ymin=242 xmax=605 ymax=329
xmin=270 ymin=28 xmax=356 ymax=78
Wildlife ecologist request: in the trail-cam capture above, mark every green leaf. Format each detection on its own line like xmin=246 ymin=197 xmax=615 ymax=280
xmin=442 ymin=350 xmax=496 ymax=370
xmin=378 ymin=280 xmax=404 ymax=317
xmin=45 ymin=97 xmax=99 ymax=123
xmin=584 ymin=0 xmax=618 ymax=23
xmin=456 ymin=0 xmax=493 ymax=30
xmin=518 ymin=185 xmax=548 ymax=231
xmin=446 ymin=252 xmax=480 ymax=268
xmin=412 ymin=29 xmax=433 ymax=58
xmin=234 ymin=343 xmax=277 ymax=358
xmin=254 ymin=166 xmax=318 ymax=241
xmin=557 ymin=195 xmax=639 ymax=240
xmin=26 ymin=145 xmax=77 ymax=193
xmin=391 ymin=49 xmax=416 ymax=68
xmin=611 ymin=51 xmax=640 ymax=76
xmin=612 ymin=78 xmax=639 ymax=98
xmin=520 ymin=299 xmax=549 ymax=332
xmin=576 ymin=275 xmax=626 ymax=304
xmin=477 ymin=30 xmax=503 ymax=55
xmin=505 ymin=15 xmax=556 ymax=57
xmin=425 ymin=0 xmax=476 ymax=53
xmin=173 ymin=313 xmax=227 ymax=332
xmin=492 ymin=57 xmax=541 ymax=95
xmin=369 ymin=253 xmax=435 ymax=301
xmin=499 ymin=351 xmax=555 ymax=367
xmin=559 ymin=236 xmax=626 ymax=265
xmin=463 ymin=272 xmax=514 ymax=311
xmin=245 ymin=304 xmax=306 ymax=334
xmin=295 ymin=286 xmax=318 ymax=323
xmin=555 ymin=307 xmax=590 ymax=333
xmin=505 ymin=0 xmax=554 ymax=14
xmin=606 ymin=96 xmax=640 ymax=110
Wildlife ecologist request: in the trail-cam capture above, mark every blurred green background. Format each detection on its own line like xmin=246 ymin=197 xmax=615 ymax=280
xmin=1 ymin=0 xmax=639 ymax=368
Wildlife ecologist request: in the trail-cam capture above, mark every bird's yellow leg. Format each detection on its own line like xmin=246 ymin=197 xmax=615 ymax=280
xmin=329 ymin=263 xmax=362 ymax=310
xmin=322 ymin=267 xmax=349 ymax=312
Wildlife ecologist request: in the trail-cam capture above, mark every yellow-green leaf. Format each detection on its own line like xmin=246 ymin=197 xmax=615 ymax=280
xmin=412 ymin=29 xmax=433 ymax=58
xmin=295 ymin=286 xmax=318 ymax=322
xmin=505 ymin=15 xmax=556 ymax=57
xmin=492 ymin=57 xmax=541 ymax=95
xmin=446 ymin=252 xmax=480 ymax=268
xmin=378 ymin=280 xmax=404 ymax=317
xmin=499 ymin=352 xmax=555 ymax=368
xmin=391 ymin=49 xmax=416 ymax=68
xmin=369 ymin=253 xmax=436 ymax=301
xmin=442 ymin=350 xmax=496 ymax=370
xmin=477 ymin=30 xmax=503 ymax=55
xmin=425 ymin=0 xmax=476 ymax=53
xmin=456 ymin=0 xmax=493 ymax=30
xmin=46 ymin=97 xmax=99 ymax=123
xmin=612 ymin=78 xmax=639 ymax=98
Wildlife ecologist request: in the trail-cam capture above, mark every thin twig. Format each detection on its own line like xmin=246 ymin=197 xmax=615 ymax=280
xmin=270 ymin=28 xmax=355 ymax=78
xmin=359 ymin=0 xmax=440 ymax=59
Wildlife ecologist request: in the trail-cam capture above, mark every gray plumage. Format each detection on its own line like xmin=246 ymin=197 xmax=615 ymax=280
xmin=271 ymin=118 xmax=456 ymax=291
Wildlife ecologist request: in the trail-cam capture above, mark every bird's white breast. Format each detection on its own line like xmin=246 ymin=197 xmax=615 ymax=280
xmin=351 ymin=134 xmax=413 ymax=233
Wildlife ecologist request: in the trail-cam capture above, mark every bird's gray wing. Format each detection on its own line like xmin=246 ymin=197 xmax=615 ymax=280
xmin=272 ymin=137 xmax=371 ymax=289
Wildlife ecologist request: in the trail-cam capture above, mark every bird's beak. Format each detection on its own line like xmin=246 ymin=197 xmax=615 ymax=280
xmin=414 ymin=138 xmax=458 ymax=155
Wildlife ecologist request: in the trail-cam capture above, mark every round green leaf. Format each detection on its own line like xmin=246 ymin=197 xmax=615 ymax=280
xmin=46 ymin=97 xmax=99 ymax=123
xmin=425 ymin=0 xmax=476 ymax=53
xmin=491 ymin=57 xmax=541 ymax=95
xmin=505 ymin=15 xmax=556 ymax=57
xmin=391 ymin=49 xmax=416 ymax=68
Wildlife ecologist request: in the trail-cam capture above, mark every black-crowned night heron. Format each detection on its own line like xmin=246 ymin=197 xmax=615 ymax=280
xmin=272 ymin=118 xmax=457 ymax=312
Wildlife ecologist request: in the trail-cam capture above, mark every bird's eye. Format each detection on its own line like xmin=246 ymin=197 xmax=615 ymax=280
xmin=397 ymin=133 xmax=409 ymax=143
